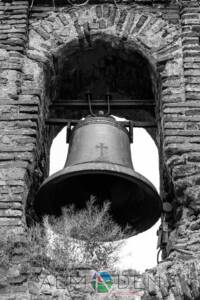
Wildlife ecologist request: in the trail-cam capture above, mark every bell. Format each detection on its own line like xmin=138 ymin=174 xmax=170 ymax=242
xmin=35 ymin=115 xmax=162 ymax=238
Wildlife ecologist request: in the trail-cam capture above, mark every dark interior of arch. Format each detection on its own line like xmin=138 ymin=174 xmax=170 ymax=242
xmin=49 ymin=39 xmax=157 ymax=143
xmin=54 ymin=39 xmax=155 ymax=102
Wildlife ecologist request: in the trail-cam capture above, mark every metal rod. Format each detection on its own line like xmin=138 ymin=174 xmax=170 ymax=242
xmin=46 ymin=118 xmax=156 ymax=128
xmin=105 ymin=91 xmax=111 ymax=116
xmin=50 ymin=100 xmax=155 ymax=108
xmin=86 ymin=90 xmax=96 ymax=117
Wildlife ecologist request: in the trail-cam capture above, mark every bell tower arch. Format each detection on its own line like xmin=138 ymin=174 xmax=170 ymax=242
xmin=24 ymin=6 xmax=183 ymax=248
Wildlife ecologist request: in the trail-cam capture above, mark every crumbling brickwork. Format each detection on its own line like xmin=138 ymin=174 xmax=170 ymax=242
xmin=1 ymin=0 xmax=200 ymax=299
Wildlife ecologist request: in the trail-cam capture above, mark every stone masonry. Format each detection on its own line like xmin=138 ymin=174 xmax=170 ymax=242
xmin=1 ymin=0 xmax=200 ymax=299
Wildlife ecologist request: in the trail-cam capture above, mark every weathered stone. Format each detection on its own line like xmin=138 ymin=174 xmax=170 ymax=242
xmin=0 ymin=218 xmax=22 ymax=226
xmin=172 ymin=164 xmax=200 ymax=180
xmin=8 ymin=275 xmax=27 ymax=285
xmin=28 ymin=281 xmax=40 ymax=295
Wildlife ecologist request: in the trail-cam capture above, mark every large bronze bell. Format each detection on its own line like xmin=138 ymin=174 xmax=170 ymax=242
xmin=35 ymin=115 xmax=162 ymax=238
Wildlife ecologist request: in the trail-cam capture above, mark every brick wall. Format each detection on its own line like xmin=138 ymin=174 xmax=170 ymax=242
xmin=0 ymin=0 xmax=30 ymax=233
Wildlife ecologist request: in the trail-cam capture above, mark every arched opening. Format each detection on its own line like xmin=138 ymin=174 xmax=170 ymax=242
xmin=25 ymin=34 xmax=161 ymax=270
xmin=49 ymin=36 xmax=158 ymax=126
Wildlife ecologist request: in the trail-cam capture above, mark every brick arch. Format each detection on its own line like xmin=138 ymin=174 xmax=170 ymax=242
xmin=26 ymin=4 xmax=183 ymax=94
xmin=26 ymin=4 xmax=184 ymax=127
xmin=19 ymin=7 xmax=186 ymax=267
xmin=27 ymin=4 xmax=180 ymax=57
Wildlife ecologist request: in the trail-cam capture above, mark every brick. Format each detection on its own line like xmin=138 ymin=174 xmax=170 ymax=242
xmin=116 ymin=9 xmax=128 ymax=32
xmin=96 ymin=5 xmax=102 ymax=19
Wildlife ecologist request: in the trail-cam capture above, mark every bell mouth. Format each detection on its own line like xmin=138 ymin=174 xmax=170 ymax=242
xmin=35 ymin=163 xmax=162 ymax=239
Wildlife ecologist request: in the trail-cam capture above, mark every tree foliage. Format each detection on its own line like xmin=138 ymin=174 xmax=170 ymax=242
xmin=47 ymin=196 xmax=126 ymax=270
